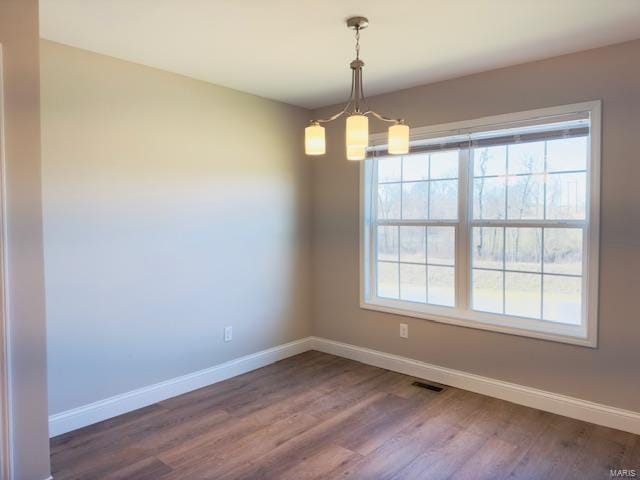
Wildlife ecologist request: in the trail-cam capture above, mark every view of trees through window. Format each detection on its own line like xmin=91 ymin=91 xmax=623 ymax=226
xmin=377 ymin=150 xmax=458 ymax=307
xmin=372 ymin=125 xmax=589 ymax=327
xmin=471 ymin=137 xmax=586 ymax=324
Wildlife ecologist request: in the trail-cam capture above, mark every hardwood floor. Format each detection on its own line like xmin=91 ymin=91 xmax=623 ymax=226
xmin=50 ymin=351 xmax=640 ymax=479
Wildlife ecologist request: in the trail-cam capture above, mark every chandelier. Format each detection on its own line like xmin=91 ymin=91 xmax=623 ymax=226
xmin=304 ymin=17 xmax=410 ymax=161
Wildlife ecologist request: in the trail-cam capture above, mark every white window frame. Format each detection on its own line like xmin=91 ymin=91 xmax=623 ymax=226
xmin=360 ymin=101 xmax=601 ymax=347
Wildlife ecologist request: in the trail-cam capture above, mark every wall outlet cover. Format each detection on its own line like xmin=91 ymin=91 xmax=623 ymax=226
xmin=400 ymin=323 xmax=408 ymax=338
xmin=224 ymin=326 xmax=233 ymax=342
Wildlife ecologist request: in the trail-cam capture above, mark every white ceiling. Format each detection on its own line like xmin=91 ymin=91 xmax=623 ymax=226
xmin=40 ymin=0 xmax=640 ymax=109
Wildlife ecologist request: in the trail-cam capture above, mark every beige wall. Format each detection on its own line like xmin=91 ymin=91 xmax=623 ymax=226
xmin=0 ymin=0 xmax=50 ymax=479
xmin=311 ymin=39 xmax=640 ymax=412
xmin=40 ymin=40 xmax=311 ymax=415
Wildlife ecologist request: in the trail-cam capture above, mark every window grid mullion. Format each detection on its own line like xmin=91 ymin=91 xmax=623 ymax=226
xmin=472 ymin=265 xmax=581 ymax=278
xmin=503 ymin=148 xmax=508 ymax=315
xmin=541 ymin=140 xmax=548 ymax=320
xmin=471 ymin=219 xmax=587 ymax=228
xmin=541 ymin=227 xmax=545 ymax=320
xmin=378 ymin=219 xmax=459 ymax=226
xmin=425 ymin=225 xmax=429 ymax=304
xmin=502 ymin=226 xmax=506 ymax=315
xmin=397 ymin=225 xmax=401 ymax=300
xmin=505 ymin=144 xmax=509 ymax=221
xmin=427 ymin=154 xmax=432 ymax=220
xmin=372 ymin=158 xmax=380 ymax=299
xmin=399 ymin=155 xmax=404 ymax=220
xmin=458 ymin=146 xmax=471 ymax=311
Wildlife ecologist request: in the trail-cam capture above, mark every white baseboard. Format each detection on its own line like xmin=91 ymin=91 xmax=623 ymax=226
xmin=48 ymin=337 xmax=313 ymax=437
xmin=310 ymin=336 xmax=640 ymax=436
xmin=49 ymin=334 xmax=640 ymax=438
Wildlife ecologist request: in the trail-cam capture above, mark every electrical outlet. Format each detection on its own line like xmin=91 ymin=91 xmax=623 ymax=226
xmin=224 ymin=326 xmax=233 ymax=342
xmin=400 ymin=323 xmax=408 ymax=339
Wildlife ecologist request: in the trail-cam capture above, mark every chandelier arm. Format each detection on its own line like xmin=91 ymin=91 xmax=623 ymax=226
xmin=315 ymin=101 xmax=353 ymax=124
xmin=365 ymin=110 xmax=403 ymax=123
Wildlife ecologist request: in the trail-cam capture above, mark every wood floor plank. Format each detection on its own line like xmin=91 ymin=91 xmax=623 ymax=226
xmin=335 ymin=392 xmax=439 ymax=456
xmin=390 ymin=427 xmax=488 ymax=480
xmin=50 ymin=351 xmax=640 ymax=480
xmin=493 ymin=412 xmax=595 ymax=479
xmin=565 ymin=424 xmax=637 ymax=480
xmin=335 ymin=402 xmax=463 ymax=480
xmin=53 ymin=447 xmax=154 ymax=480
xmin=212 ymin=392 xmax=394 ymax=480
xmin=620 ymin=435 xmax=640 ymax=470
xmin=101 ymin=456 xmax=172 ymax=480
xmin=277 ymin=444 xmax=362 ymax=480
xmin=159 ymin=413 xmax=321 ymax=479
xmin=304 ymin=369 xmax=409 ymax=421
xmin=451 ymin=435 xmax=524 ymax=480
xmin=51 ymin=403 xmax=166 ymax=455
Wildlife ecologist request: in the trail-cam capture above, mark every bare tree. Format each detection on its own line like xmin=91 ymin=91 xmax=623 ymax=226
xmin=476 ymin=149 xmax=489 ymax=257
xmin=513 ymin=150 xmax=539 ymax=262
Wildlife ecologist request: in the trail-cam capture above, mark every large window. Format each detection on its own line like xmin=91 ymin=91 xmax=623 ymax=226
xmin=361 ymin=102 xmax=600 ymax=346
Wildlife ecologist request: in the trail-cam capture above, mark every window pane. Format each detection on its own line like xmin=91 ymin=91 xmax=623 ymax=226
xmin=507 ymin=174 xmax=544 ymax=219
xmin=505 ymin=228 xmax=541 ymax=272
xmin=378 ymin=183 xmax=401 ymax=219
xmin=430 ymin=150 xmax=458 ymax=179
xmin=427 ymin=226 xmax=455 ymax=266
xmin=472 ymin=227 xmax=504 ymax=270
xmin=377 ymin=262 xmax=399 ymax=299
xmin=508 ymin=141 xmax=545 ymax=175
xmin=428 ymin=266 xmax=455 ymax=306
xmin=400 ymin=264 xmax=427 ymax=303
xmin=546 ymin=172 xmax=586 ymax=220
xmin=547 ymin=137 xmax=587 ymax=173
xmin=400 ymin=226 xmax=426 ymax=263
xmin=543 ymin=275 xmax=582 ymax=324
xmin=401 ymin=182 xmax=428 ymax=219
xmin=505 ymin=272 xmax=541 ymax=319
xmin=378 ymin=156 xmax=401 ymax=183
xmin=429 ymin=180 xmax=458 ymax=220
xmin=473 ymin=146 xmax=506 ymax=177
xmin=472 ymin=269 xmax=503 ymax=314
xmin=544 ymin=228 xmax=583 ymax=275
xmin=377 ymin=226 xmax=398 ymax=261
xmin=473 ymin=176 xmax=506 ymax=220
xmin=402 ymin=154 xmax=429 ymax=182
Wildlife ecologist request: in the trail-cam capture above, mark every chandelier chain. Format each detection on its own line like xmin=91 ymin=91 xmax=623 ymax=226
xmin=355 ymin=28 xmax=360 ymax=60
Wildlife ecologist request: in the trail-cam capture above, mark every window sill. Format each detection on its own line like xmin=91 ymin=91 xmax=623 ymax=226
xmin=360 ymin=297 xmax=596 ymax=348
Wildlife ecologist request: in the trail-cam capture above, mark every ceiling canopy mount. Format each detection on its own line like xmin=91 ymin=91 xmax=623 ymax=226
xmin=346 ymin=16 xmax=369 ymax=31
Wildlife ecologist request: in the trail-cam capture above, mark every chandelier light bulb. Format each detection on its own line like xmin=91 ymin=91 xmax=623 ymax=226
xmin=305 ymin=122 xmax=326 ymax=155
xmin=346 ymin=114 xmax=369 ymax=153
xmin=388 ymin=122 xmax=410 ymax=155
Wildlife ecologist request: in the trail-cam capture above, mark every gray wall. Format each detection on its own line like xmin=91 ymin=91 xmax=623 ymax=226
xmin=40 ymin=41 xmax=312 ymax=415
xmin=311 ymin=39 xmax=640 ymax=412
xmin=0 ymin=0 xmax=51 ymax=479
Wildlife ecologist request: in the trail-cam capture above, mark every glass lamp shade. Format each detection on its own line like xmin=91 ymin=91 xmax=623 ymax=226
xmin=388 ymin=123 xmax=410 ymax=155
xmin=346 ymin=114 xmax=369 ymax=149
xmin=305 ymin=123 xmax=326 ymax=155
xmin=346 ymin=144 xmax=367 ymax=161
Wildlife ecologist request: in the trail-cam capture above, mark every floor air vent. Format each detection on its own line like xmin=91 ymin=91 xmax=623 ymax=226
xmin=412 ymin=381 xmax=445 ymax=392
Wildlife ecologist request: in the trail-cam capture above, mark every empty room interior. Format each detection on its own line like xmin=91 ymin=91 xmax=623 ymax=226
xmin=1 ymin=0 xmax=640 ymax=479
